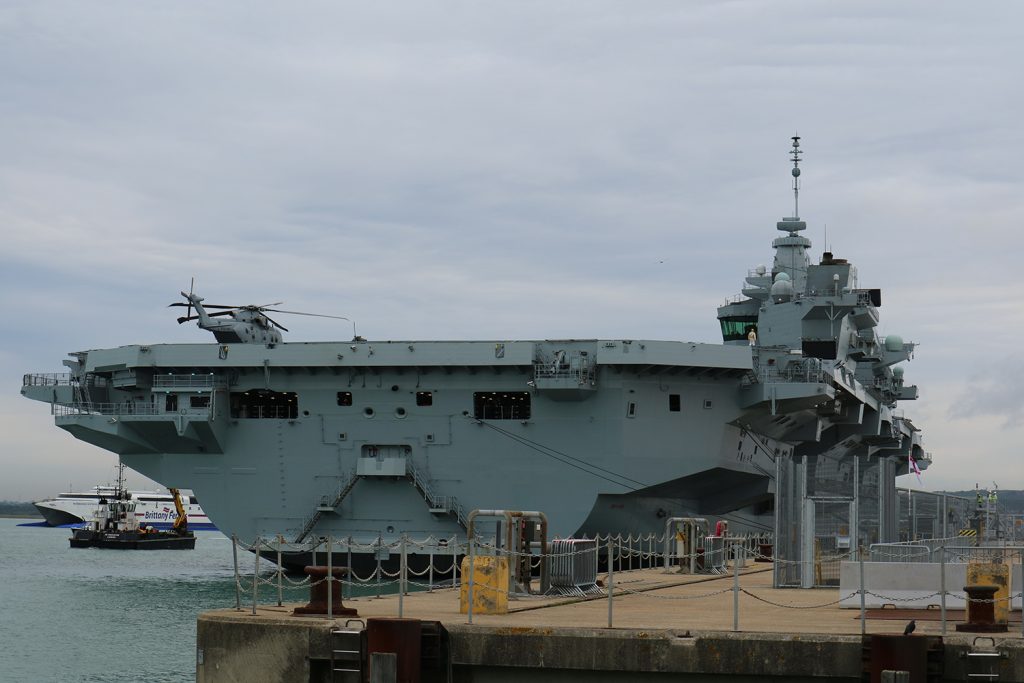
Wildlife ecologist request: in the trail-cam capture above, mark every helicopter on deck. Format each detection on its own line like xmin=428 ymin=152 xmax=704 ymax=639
xmin=170 ymin=291 xmax=352 ymax=344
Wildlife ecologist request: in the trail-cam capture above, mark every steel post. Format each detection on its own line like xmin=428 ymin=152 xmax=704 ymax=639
xmin=376 ymin=536 xmax=383 ymax=599
xmin=940 ymin=543 xmax=946 ymax=635
xmin=232 ymin=534 xmax=241 ymax=611
xmin=346 ymin=535 xmax=352 ymax=601
xmin=467 ymin=534 xmax=475 ymax=625
xmin=607 ymin=538 xmax=614 ymax=628
xmin=859 ymin=552 xmax=866 ymax=636
xmin=252 ymin=536 xmax=259 ymax=616
xmin=452 ymin=535 xmax=457 ymax=589
xmin=399 ymin=534 xmax=406 ymax=618
xmin=733 ymin=543 xmax=740 ymax=632
xmin=327 ymin=535 xmax=333 ymax=619
xmin=428 ymin=544 xmax=434 ymax=593
xmin=276 ymin=537 xmax=283 ymax=607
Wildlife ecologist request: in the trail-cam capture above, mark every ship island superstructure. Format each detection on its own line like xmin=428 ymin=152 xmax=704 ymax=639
xmin=21 ymin=139 xmax=927 ymax=568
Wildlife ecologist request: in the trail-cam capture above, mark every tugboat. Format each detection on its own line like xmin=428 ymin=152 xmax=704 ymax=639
xmin=69 ymin=463 xmax=196 ymax=550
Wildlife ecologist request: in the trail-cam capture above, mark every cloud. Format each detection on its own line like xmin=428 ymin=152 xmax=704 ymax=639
xmin=951 ymin=356 xmax=1024 ymax=428
xmin=3 ymin=1 xmax=1024 ymax=498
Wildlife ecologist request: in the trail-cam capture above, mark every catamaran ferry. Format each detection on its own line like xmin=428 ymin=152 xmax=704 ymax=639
xmin=33 ymin=487 xmax=215 ymax=530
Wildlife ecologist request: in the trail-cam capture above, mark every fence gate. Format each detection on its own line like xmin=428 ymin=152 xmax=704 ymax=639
xmin=801 ymin=497 xmax=853 ymax=588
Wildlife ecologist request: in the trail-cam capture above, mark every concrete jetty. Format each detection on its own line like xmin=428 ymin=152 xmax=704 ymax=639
xmin=196 ymin=566 xmax=1024 ymax=681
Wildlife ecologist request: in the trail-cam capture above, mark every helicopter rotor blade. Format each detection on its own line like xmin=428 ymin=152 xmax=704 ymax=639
xmin=169 ymin=303 xmax=238 ymax=309
xmin=262 ymin=309 xmax=351 ymax=321
xmin=180 ymin=311 xmax=237 ymax=325
xmin=261 ymin=314 xmax=289 ymax=332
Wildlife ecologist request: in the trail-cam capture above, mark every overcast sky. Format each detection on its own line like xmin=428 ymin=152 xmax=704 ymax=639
xmin=2 ymin=1 xmax=1022 ymax=501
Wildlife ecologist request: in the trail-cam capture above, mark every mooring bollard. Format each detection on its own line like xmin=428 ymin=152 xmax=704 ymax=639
xmin=293 ymin=565 xmax=357 ymax=617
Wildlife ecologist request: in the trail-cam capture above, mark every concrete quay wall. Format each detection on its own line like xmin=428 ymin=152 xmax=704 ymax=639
xmin=196 ymin=609 xmax=1024 ymax=682
xmin=446 ymin=625 xmax=864 ymax=682
xmin=196 ymin=611 xmax=867 ymax=682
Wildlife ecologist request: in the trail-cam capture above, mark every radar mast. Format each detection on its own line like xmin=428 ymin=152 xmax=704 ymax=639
xmin=790 ymin=135 xmax=802 ymax=219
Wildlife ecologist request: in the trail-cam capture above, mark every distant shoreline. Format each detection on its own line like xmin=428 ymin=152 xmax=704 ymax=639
xmin=0 ymin=513 xmax=42 ymax=519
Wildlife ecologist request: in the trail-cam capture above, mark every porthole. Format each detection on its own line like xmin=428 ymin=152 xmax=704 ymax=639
xmin=363 ymin=407 xmax=375 ymax=418
xmin=395 ymin=407 xmax=407 ymax=419
xmin=302 ymin=410 xmax=310 ymax=417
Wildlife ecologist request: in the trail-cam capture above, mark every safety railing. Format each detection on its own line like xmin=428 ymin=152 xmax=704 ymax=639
xmin=52 ymin=402 xmax=211 ymax=417
xmin=869 ymin=537 xmax=970 ymax=563
xmin=224 ymin=534 xmax=1024 ymax=637
xmin=532 ymin=350 xmax=597 ymax=385
xmin=153 ymin=373 xmax=227 ymax=389
xmin=746 ymin=354 xmax=826 ymax=385
xmin=23 ymin=372 xmax=74 ymax=386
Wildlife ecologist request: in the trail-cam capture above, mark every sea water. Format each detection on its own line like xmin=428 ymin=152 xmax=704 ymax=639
xmin=0 ymin=518 xmax=237 ymax=682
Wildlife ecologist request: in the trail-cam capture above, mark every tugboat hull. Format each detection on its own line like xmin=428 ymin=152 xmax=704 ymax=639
xmin=69 ymin=530 xmax=196 ymax=550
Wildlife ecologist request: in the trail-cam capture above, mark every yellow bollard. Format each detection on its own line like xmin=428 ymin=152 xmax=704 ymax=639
xmin=459 ymin=556 xmax=509 ymax=615
xmin=966 ymin=562 xmax=1010 ymax=625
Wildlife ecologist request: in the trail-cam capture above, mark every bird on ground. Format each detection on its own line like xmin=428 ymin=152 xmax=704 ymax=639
xmin=903 ymin=619 xmax=916 ymax=636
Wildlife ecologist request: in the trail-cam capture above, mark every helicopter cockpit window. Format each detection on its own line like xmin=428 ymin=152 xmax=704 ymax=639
xmin=230 ymin=390 xmax=298 ymax=419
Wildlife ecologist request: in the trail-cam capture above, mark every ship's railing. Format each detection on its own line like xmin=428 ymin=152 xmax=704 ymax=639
xmin=153 ymin=373 xmax=227 ymax=389
xmin=407 ymin=459 xmax=468 ymax=528
xmin=532 ymin=351 xmax=597 ymax=385
xmin=748 ymin=355 xmax=825 ymax=385
xmin=52 ymin=402 xmax=210 ymax=417
xmin=22 ymin=372 xmax=75 ymax=386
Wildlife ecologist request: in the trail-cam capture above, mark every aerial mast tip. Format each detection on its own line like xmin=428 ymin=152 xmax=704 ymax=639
xmin=789 ymin=135 xmax=803 ymax=219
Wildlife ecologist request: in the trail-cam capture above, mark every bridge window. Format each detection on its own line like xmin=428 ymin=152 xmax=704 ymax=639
xmin=473 ymin=392 xmax=530 ymax=420
xmin=719 ymin=316 xmax=758 ymax=342
xmin=230 ymin=390 xmax=298 ymax=419
xmin=416 ymin=391 xmax=433 ymax=406
xmin=190 ymin=395 xmax=210 ymax=409
xmin=337 ymin=392 xmax=353 ymax=406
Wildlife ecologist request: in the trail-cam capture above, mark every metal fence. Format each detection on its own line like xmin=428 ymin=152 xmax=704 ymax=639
xmin=223 ymin=534 xmax=1024 ymax=638
xmin=774 ymin=451 xmax=975 ymax=588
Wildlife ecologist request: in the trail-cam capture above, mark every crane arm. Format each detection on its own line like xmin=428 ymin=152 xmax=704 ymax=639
xmin=170 ymin=488 xmax=189 ymax=534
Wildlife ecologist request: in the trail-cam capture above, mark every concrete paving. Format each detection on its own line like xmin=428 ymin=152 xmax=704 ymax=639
xmin=221 ymin=563 xmax=1024 ymax=640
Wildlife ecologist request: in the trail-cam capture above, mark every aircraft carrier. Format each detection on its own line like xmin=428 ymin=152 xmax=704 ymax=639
xmin=21 ymin=138 xmax=926 ymax=566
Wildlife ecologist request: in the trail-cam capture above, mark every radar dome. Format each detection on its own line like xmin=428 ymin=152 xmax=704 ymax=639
xmin=770 ymin=279 xmax=794 ymax=302
xmin=756 ymin=264 xmax=767 ymax=275
xmin=774 ymin=272 xmax=791 ymax=283
xmin=884 ymin=335 xmax=904 ymax=352
xmin=792 ymin=167 xmax=801 ymax=177
xmin=892 ymin=365 xmax=905 ymax=379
